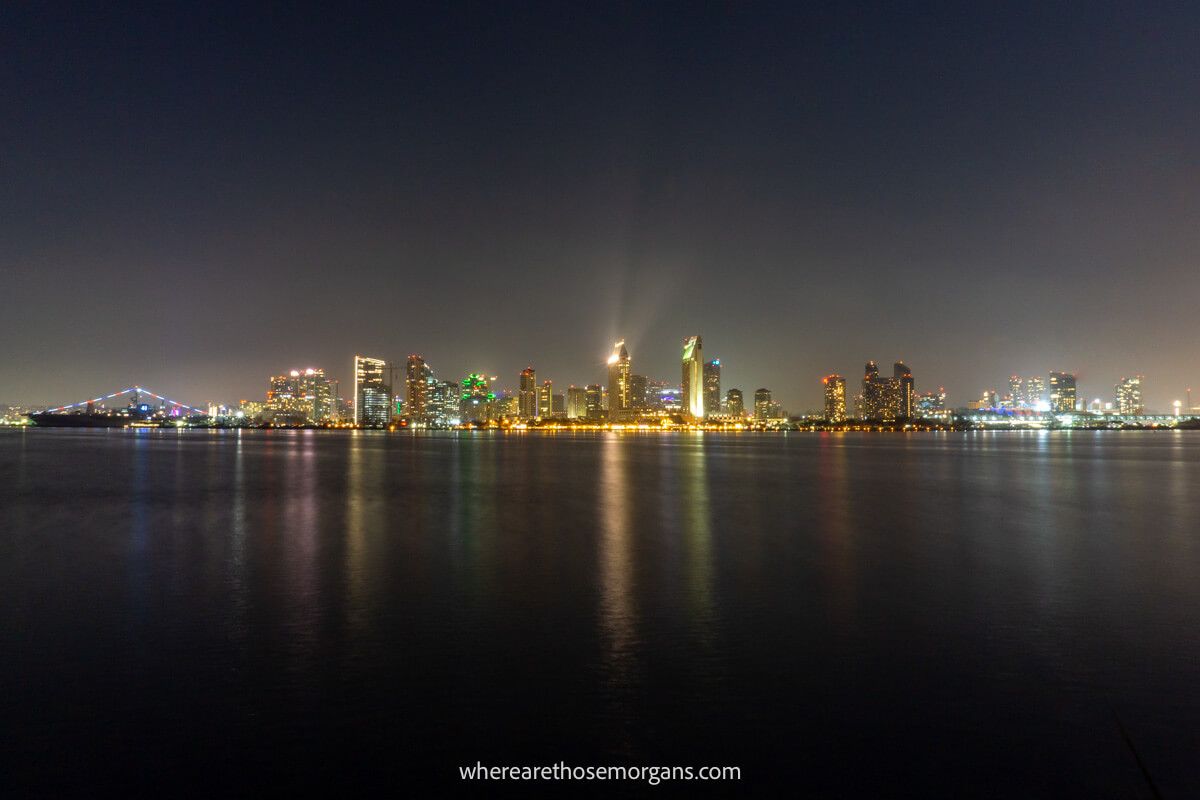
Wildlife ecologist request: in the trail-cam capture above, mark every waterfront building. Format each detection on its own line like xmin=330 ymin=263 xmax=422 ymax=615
xmin=405 ymin=355 xmax=433 ymax=422
xmin=895 ymin=362 xmax=914 ymax=419
xmin=1024 ymin=376 xmax=1046 ymax=408
xmin=266 ymin=369 xmax=336 ymax=424
xmin=681 ymin=336 xmax=705 ymax=419
xmin=519 ymin=367 xmax=537 ymax=419
xmin=459 ymin=373 xmax=493 ymax=422
xmin=585 ymin=384 xmax=605 ymax=420
xmin=1008 ymin=376 xmax=1023 ymax=407
xmin=566 ymin=385 xmax=587 ymax=419
xmin=1115 ymin=375 xmax=1144 ymax=415
xmin=354 ymin=355 xmax=391 ymax=426
xmin=1048 ymin=371 xmax=1077 ymax=413
xmin=754 ymin=388 xmax=772 ymax=421
xmin=916 ymin=388 xmax=947 ymax=417
xmin=858 ymin=360 xmax=913 ymax=420
xmin=726 ymin=388 xmax=744 ymax=417
xmin=538 ymin=380 xmax=553 ymax=418
xmin=629 ymin=374 xmax=648 ymax=411
xmin=551 ymin=393 xmax=565 ymax=418
xmin=703 ymin=359 xmax=721 ymax=416
xmin=823 ymin=375 xmax=847 ymax=422
xmin=607 ymin=341 xmax=631 ymax=421
xmin=428 ymin=380 xmax=461 ymax=426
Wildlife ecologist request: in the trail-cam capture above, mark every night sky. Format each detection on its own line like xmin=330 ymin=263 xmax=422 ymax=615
xmin=3 ymin=3 xmax=1198 ymax=411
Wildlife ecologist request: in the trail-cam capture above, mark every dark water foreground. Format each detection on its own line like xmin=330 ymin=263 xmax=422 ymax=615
xmin=1 ymin=428 xmax=1198 ymax=796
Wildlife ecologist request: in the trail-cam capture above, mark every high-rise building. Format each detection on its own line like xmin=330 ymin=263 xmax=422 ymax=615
xmin=566 ymin=385 xmax=587 ymax=419
xmin=266 ymin=368 xmax=336 ymax=424
xmin=429 ymin=380 xmax=461 ymax=426
xmin=585 ymin=384 xmax=605 ymax=420
xmin=405 ymin=355 xmax=432 ymax=422
xmin=858 ymin=360 xmax=912 ymax=420
xmin=916 ymin=388 xmax=946 ymax=416
xmin=538 ymin=380 xmax=553 ymax=418
xmin=823 ymin=375 xmax=847 ymax=422
xmin=754 ymin=388 xmax=772 ymax=421
xmin=680 ymin=336 xmax=705 ymax=419
xmin=519 ymin=367 xmax=537 ymax=419
xmin=1024 ymin=376 xmax=1046 ymax=408
xmin=895 ymin=362 xmax=914 ymax=419
xmin=354 ymin=355 xmax=390 ymax=426
xmin=703 ymin=359 xmax=721 ymax=416
xmin=1008 ymin=375 xmax=1023 ymax=407
xmin=459 ymin=373 xmax=494 ymax=422
xmin=726 ymin=388 xmax=744 ymax=417
xmin=629 ymin=374 xmax=648 ymax=411
xmin=551 ymin=393 xmax=565 ymax=418
xmin=1048 ymin=371 xmax=1077 ymax=413
xmin=1115 ymin=375 xmax=1144 ymax=415
xmin=607 ymin=341 xmax=631 ymax=421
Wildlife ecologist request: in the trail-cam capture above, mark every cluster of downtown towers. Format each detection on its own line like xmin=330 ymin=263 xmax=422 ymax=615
xmin=250 ymin=338 xmax=1138 ymax=428
xmin=256 ymin=337 xmax=785 ymax=428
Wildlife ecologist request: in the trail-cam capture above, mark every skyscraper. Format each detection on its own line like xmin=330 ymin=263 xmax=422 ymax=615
xmin=1115 ymin=375 xmax=1144 ymax=415
xmin=894 ymin=362 xmax=914 ymax=419
xmin=681 ymin=336 xmax=705 ymax=419
xmin=726 ymin=388 xmax=744 ymax=417
xmin=1024 ymin=376 xmax=1046 ymax=408
xmin=1048 ymin=371 xmax=1077 ymax=413
xmin=823 ymin=375 xmax=846 ymax=422
xmin=703 ymin=359 xmax=721 ymax=416
xmin=858 ymin=360 xmax=914 ymax=420
xmin=585 ymin=384 xmax=605 ymax=420
xmin=629 ymin=374 xmax=648 ymax=411
xmin=405 ymin=355 xmax=432 ymax=422
xmin=754 ymin=388 xmax=772 ymax=421
xmin=1008 ymin=375 xmax=1023 ymax=406
xmin=538 ymin=380 xmax=553 ymax=418
xmin=459 ymin=373 xmax=493 ymax=422
xmin=518 ymin=367 xmax=537 ymax=419
xmin=566 ymin=385 xmax=587 ymax=419
xmin=607 ymin=340 xmax=631 ymax=421
xmin=354 ymin=355 xmax=390 ymax=426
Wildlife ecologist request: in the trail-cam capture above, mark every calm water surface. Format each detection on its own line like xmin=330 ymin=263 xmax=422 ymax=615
xmin=2 ymin=429 xmax=1198 ymax=796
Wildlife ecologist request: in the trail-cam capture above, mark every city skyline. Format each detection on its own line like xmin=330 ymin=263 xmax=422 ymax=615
xmin=4 ymin=339 xmax=1195 ymax=418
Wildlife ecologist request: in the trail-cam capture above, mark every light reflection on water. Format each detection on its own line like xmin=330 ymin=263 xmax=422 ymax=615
xmin=1 ymin=428 xmax=1199 ymax=796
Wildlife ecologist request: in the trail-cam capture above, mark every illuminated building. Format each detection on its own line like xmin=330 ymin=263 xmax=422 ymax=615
xmin=354 ymin=355 xmax=391 ymax=426
xmin=607 ymin=340 xmax=631 ymax=421
xmin=551 ymin=393 xmax=565 ymax=418
xmin=915 ymin=388 xmax=946 ymax=416
xmin=703 ymin=359 xmax=721 ymax=416
xmin=1115 ymin=375 xmax=1144 ymax=415
xmin=1008 ymin=375 xmax=1023 ymax=407
xmin=266 ymin=367 xmax=336 ymax=424
xmin=681 ymin=335 xmax=704 ymax=419
xmin=459 ymin=373 xmax=494 ymax=422
xmin=538 ymin=380 xmax=553 ymax=418
xmin=405 ymin=355 xmax=432 ymax=422
xmin=566 ymin=385 xmax=587 ymax=419
xmin=754 ymin=388 xmax=772 ymax=421
xmin=629 ymin=374 xmax=648 ymax=411
xmin=726 ymin=388 xmax=744 ymax=417
xmin=659 ymin=387 xmax=683 ymax=414
xmin=427 ymin=380 xmax=460 ymax=426
xmin=858 ymin=360 xmax=913 ymax=420
xmin=895 ymin=362 xmax=914 ymax=418
xmin=519 ymin=367 xmax=537 ymax=419
xmin=1024 ymin=376 xmax=1046 ymax=407
xmin=1048 ymin=371 xmax=1077 ymax=413
xmin=823 ymin=375 xmax=846 ymax=422
xmin=585 ymin=384 xmax=605 ymax=420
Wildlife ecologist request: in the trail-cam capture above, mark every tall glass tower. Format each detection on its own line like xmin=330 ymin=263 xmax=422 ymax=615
xmin=681 ymin=335 xmax=704 ymax=419
xmin=607 ymin=341 xmax=631 ymax=421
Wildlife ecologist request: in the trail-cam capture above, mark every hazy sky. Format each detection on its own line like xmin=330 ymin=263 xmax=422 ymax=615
xmin=3 ymin=3 xmax=1198 ymax=411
